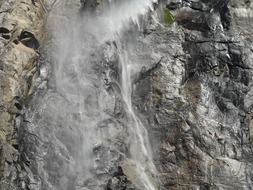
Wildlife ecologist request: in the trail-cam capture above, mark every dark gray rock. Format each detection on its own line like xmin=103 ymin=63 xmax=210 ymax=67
xmin=131 ymin=0 xmax=253 ymax=189
xmin=1 ymin=0 xmax=253 ymax=190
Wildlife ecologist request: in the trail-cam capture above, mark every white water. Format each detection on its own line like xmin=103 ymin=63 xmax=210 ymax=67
xmin=48 ymin=0 xmax=158 ymax=189
xmin=119 ymin=48 xmax=157 ymax=190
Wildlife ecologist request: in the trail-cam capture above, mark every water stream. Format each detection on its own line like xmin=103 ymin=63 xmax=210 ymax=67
xmin=30 ymin=0 xmax=159 ymax=189
xmin=119 ymin=47 xmax=157 ymax=190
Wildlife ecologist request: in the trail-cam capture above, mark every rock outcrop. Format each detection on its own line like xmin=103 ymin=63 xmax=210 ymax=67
xmin=1 ymin=0 xmax=253 ymax=190
xmin=134 ymin=0 xmax=253 ymax=189
xmin=0 ymin=0 xmax=47 ymax=189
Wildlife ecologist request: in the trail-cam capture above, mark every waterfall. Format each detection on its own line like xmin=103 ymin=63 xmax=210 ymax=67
xmin=36 ymin=0 xmax=160 ymax=189
xmin=118 ymin=46 xmax=157 ymax=190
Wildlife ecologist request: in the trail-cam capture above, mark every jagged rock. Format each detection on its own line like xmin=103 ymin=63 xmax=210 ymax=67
xmin=1 ymin=0 xmax=253 ymax=190
xmin=0 ymin=0 xmax=46 ymax=189
xmin=166 ymin=0 xmax=182 ymax=10
xmin=132 ymin=0 xmax=253 ymax=189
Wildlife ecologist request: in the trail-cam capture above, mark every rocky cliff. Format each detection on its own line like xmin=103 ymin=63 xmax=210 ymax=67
xmin=137 ymin=0 xmax=253 ymax=189
xmin=0 ymin=0 xmax=253 ymax=190
xmin=0 ymin=0 xmax=48 ymax=189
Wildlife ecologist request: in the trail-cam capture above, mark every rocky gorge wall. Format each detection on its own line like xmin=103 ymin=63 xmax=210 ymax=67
xmin=135 ymin=0 xmax=253 ymax=189
xmin=0 ymin=0 xmax=48 ymax=189
xmin=0 ymin=0 xmax=253 ymax=190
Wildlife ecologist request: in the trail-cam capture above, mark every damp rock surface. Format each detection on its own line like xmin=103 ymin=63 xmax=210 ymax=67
xmin=0 ymin=0 xmax=253 ymax=190
xmin=136 ymin=0 xmax=253 ymax=189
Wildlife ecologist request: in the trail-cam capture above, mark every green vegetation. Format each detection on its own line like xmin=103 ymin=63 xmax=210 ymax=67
xmin=164 ymin=9 xmax=175 ymax=24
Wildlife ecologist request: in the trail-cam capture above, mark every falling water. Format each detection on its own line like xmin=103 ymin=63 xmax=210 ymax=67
xmin=119 ymin=48 xmax=158 ymax=190
xmin=42 ymin=0 xmax=159 ymax=189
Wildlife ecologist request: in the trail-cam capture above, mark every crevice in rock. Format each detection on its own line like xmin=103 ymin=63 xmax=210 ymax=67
xmin=0 ymin=27 xmax=10 ymax=33
xmin=19 ymin=31 xmax=40 ymax=50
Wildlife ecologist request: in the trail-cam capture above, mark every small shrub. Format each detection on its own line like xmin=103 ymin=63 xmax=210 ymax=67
xmin=164 ymin=9 xmax=175 ymax=24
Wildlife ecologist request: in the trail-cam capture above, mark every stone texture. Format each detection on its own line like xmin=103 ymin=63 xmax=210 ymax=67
xmin=0 ymin=0 xmax=46 ymax=189
xmin=132 ymin=0 xmax=253 ymax=189
xmin=1 ymin=0 xmax=253 ymax=190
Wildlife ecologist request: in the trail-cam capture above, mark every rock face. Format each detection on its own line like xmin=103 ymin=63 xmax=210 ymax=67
xmin=0 ymin=0 xmax=47 ymax=189
xmin=138 ymin=0 xmax=253 ymax=189
xmin=1 ymin=0 xmax=253 ymax=190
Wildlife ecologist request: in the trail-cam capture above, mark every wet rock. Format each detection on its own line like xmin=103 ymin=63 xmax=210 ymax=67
xmin=80 ymin=0 xmax=101 ymax=10
xmin=189 ymin=1 xmax=207 ymax=11
xmin=0 ymin=0 xmax=252 ymax=190
xmin=131 ymin=0 xmax=253 ymax=189
xmin=166 ymin=0 xmax=182 ymax=10
xmin=106 ymin=166 xmax=136 ymax=190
